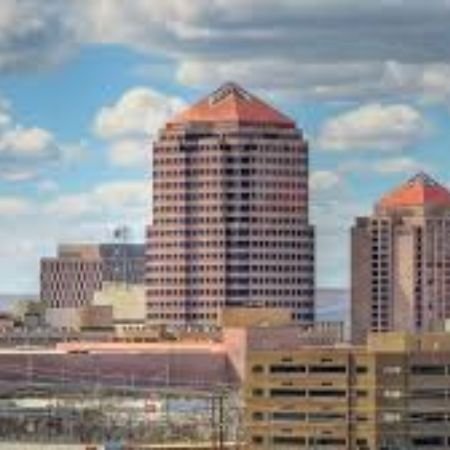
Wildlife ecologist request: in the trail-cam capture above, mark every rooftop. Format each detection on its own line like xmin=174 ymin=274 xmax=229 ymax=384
xmin=168 ymin=82 xmax=295 ymax=128
xmin=377 ymin=172 xmax=450 ymax=209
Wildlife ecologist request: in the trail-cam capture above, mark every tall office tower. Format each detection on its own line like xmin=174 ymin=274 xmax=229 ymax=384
xmin=146 ymin=82 xmax=315 ymax=328
xmin=351 ymin=173 xmax=450 ymax=343
xmin=41 ymin=243 xmax=145 ymax=309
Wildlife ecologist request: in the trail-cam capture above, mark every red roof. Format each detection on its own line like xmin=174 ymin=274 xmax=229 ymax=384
xmin=169 ymin=82 xmax=295 ymax=127
xmin=378 ymin=173 xmax=450 ymax=209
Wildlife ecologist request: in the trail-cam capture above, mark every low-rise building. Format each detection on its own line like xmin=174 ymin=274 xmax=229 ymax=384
xmin=237 ymin=330 xmax=450 ymax=449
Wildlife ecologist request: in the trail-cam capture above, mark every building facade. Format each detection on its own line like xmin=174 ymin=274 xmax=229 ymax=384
xmin=351 ymin=173 xmax=450 ymax=343
xmin=242 ymin=330 xmax=450 ymax=450
xmin=146 ymin=82 xmax=315 ymax=328
xmin=41 ymin=243 xmax=145 ymax=310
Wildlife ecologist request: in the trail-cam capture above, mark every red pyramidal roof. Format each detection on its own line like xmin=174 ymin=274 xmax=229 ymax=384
xmin=378 ymin=173 xmax=450 ymax=209
xmin=169 ymin=82 xmax=295 ymax=127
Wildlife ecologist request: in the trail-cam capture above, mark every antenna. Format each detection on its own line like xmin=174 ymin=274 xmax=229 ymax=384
xmin=112 ymin=225 xmax=132 ymax=287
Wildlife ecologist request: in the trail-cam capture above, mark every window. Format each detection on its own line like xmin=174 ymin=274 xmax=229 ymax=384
xmin=309 ymin=365 xmax=347 ymax=374
xmin=411 ymin=365 xmax=445 ymax=376
xmin=384 ymin=390 xmax=402 ymax=399
xmin=383 ymin=366 xmax=402 ymax=375
xmin=382 ymin=412 xmax=401 ymax=423
xmin=272 ymin=436 xmax=306 ymax=445
xmin=272 ymin=412 xmax=306 ymax=422
xmin=309 ymin=437 xmax=346 ymax=446
xmin=412 ymin=436 xmax=444 ymax=446
xmin=252 ymin=412 xmax=264 ymax=421
xmin=270 ymin=364 xmax=306 ymax=374
xmin=309 ymin=413 xmax=346 ymax=422
xmin=270 ymin=388 xmax=306 ymax=398
xmin=309 ymin=389 xmax=346 ymax=398
xmin=252 ymin=365 xmax=264 ymax=374
xmin=252 ymin=388 xmax=264 ymax=397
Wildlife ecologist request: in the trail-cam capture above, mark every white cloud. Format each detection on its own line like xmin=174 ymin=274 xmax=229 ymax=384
xmin=310 ymin=170 xmax=342 ymax=192
xmin=109 ymin=139 xmax=148 ymax=167
xmin=94 ymin=87 xmax=185 ymax=139
xmin=373 ymin=157 xmax=428 ymax=174
xmin=0 ymin=96 xmax=80 ymax=182
xmin=317 ymin=103 xmax=428 ymax=152
xmin=0 ymin=196 xmax=32 ymax=216
xmin=45 ymin=180 xmax=149 ymax=219
xmin=0 ymin=127 xmax=56 ymax=158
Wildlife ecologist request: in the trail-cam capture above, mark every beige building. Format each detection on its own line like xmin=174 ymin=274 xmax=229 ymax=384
xmin=352 ymin=173 xmax=450 ymax=343
xmin=93 ymin=282 xmax=146 ymax=335
xmin=147 ymin=82 xmax=315 ymax=329
xmin=239 ymin=329 xmax=450 ymax=450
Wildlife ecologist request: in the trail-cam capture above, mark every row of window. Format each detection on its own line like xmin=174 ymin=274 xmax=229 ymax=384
xmin=153 ymin=180 xmax=303 ymax=190
xmin=149 ymin=228 xmax=313 ymax=238
xmin=147 ymin=288 xmax=314 ymax=297
xmin=149 ymin=240 xmax=312 ymax=250
xmin=147 ymin=313 xmax=217 ymax=321
xmin=154 ymin=205 xmax=307 ymax=215
xmin=252 ymin=388 xmax=347 ymax=398
xmin=252 ymin=411 xmax=346 ymax=422
xmin=147 ymin=301 xmax=312 ymax=309
xmin=154 ymin=155 xmax=307 ymax=166
xmin=252 ymin=364 xmax=366 ymax=375
xmin=147 ymin=264 xmax=313 ymax=273
xmin=153 ymin=216 xmax=309 ymax=225
xmin=147 ymin=277 xmax=312 ymax=285
xmin=147 ymin=253 xmax=313 ymax=261
xmin=253 ymin=435 xmax=450 ymax=448
xmin=252 ymin=436 xmax=346 ymax=446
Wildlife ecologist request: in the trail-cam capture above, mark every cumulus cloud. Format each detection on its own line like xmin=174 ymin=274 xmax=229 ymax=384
xmin=45 ymin=180 xmax=149 ymax=219
xmin=0 ymin=95 xmax=80 ymax=181
xmin=94 ymin=87 xmax=185 ymax=139
xmin=317 ymin=103 xmax=428 ymax=152
xmin=310 ymin=170 xmax=342 ymax=192
xmin=93 ymin=87 xmax=184 ymax=168
xmin=109 ymin=139 xmax=148 ymax=167
xmin=0 ymin=127 xmax=58 ymax=159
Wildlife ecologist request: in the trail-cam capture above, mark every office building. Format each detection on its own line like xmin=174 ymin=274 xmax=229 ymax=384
xmin=351 ymin=173 xmax=450 ymax=343
xmin=41 ymin=243 xmax=145 ymax=329
xmin=146 ymin=82 xmax=315 ymax=328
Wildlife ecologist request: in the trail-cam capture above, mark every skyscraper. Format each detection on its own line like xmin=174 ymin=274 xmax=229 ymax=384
xmin=146 ymin=82 xmax=315 ymax=328
xmin=351 ymin=173 xmax=450 ymax=343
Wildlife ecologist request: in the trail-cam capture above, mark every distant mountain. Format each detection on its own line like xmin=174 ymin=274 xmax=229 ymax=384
xmin=0 ymin=293 xmax=38 ymax=312
xmin=316 ymin=288 xmax=349 ymax=323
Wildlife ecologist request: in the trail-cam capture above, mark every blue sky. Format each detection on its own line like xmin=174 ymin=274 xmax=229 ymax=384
xmin=1 ymin=0 xmax=450 ymax=293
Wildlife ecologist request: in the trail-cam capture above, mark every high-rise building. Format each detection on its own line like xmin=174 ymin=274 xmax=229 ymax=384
xmin=146 ymin=82 xmax=315 ymax=328
xmin=351 ymin=173 xmax=450 ymax=343
xmin=41 ymin=243 xmax=145 ymax=310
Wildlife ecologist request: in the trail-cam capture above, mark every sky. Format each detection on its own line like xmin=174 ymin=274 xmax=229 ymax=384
xmin=1 ymin=0 xmax=450 ymax=293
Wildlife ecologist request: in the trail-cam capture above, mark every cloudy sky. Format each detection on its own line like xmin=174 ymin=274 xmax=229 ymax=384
xmin=1 ymin=0 xmax=450 ymax=293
